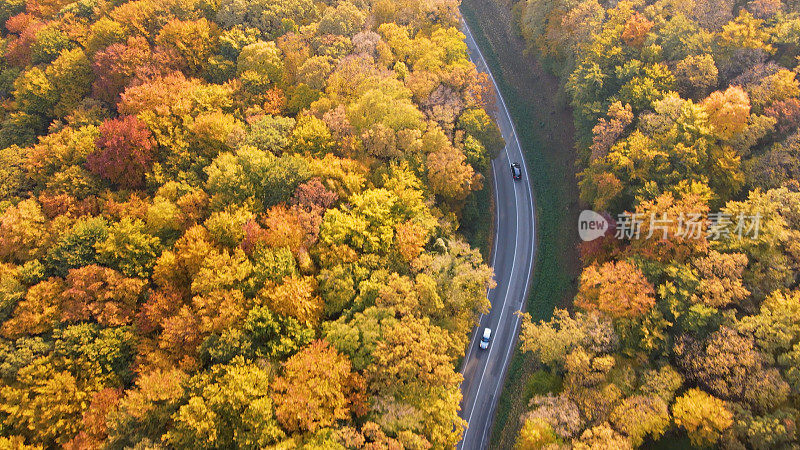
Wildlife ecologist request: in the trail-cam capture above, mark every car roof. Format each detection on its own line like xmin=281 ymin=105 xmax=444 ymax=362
xmin=482 ymin=328 xmax=492 ymax=338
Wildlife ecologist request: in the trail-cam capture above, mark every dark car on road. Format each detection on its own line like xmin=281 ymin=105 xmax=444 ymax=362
xmin=510 ymin=162 xmax=522 ymax=180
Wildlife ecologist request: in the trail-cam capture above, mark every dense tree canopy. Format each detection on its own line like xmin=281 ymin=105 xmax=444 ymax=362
xmin=515 ymin=0 xmax=800 ymax=446
xmin=0 ymin=0 xmax=499 ymax=446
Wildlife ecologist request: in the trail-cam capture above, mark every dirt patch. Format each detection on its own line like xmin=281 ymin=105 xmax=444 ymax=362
xmin=459 ymin=0 xmax=583 ymax=447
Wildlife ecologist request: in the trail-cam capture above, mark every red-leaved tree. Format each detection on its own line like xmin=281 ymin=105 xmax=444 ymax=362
xmin=86 ymin=115 xmax=156 ymax=189
xmin=91 ymin=36 xmax=151 ymax=105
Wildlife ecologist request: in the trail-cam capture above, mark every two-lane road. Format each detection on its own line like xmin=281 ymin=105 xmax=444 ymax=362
xmin=458 ymin=20 xmax=537 ymax=450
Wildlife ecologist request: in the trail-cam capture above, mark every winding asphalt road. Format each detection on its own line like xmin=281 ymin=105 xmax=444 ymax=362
xmin=457 ymin=20 xmax=537 ymax=450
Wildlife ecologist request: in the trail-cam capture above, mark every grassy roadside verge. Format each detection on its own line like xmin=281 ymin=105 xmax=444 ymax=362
xmin=460 ymin=2 xmax=582 ymax=447
xmin=460 ymin=172 xmax=495 ymax=262
xmin=456 ymin=174 xmax=494 ymax=372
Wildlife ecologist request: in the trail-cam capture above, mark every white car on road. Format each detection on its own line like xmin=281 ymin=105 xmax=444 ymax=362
xmin=479 ymin=328 xmax=492 ymax=349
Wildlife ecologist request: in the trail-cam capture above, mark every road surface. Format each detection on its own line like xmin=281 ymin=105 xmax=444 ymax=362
xmin=457 ymin=20 xmax=537 ymax=450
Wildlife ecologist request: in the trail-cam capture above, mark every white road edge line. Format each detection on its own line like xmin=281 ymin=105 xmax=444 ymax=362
xmin=461 ymin=159 xmax=502 ymax=371
xmin=462 ymin=22 xmax=536 ymax=231
xmin=459 ymin=19 xmax=539 ymax=450
xmin=479 ymin=311 xmax=524 ymax=447
xmin=462 ymin=145 xmax=519 ymax=450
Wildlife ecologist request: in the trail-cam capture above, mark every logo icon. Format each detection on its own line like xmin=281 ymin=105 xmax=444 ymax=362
xmin=579 ymin=210 xmax=609 ymax=242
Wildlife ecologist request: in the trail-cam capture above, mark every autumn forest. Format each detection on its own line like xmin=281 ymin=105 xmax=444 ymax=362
xmin=5 ymin=0 xmax=800 ymax=446
xmin=0 ymin=0 xmax=505 ymax=447
xmin=514 ymin=0 xmax=800 ymax=448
